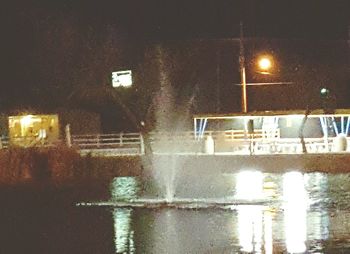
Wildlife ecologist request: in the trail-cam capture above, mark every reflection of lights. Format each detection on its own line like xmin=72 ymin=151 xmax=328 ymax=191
xmin=111 ymin=178 xmax=138 ymax=253
xmin=263 ymin=179 xmax=277 ymax=198
xmin=283 ymin=172 xmax=308 ymax=205
xmin=237 ymin=205 xmax=263 ymax=253
xmin=306 ymin=173 xmax=330 ymax=241
xmin=111 ymin=177 xmax=139 ymax=201
xmin=264 ymin=210 xmax=273 ymax=254
xmin=235 ymin=171 xmax=264 ymax=200
xmin=283 ymin=172 xmax=308 ymax=253
xmin=113 ymin=208 xmax=135 ymax=253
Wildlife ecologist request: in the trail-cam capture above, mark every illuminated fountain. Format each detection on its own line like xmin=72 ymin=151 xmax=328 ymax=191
xmin=137 ymin=45 xmax=233 ymax=206
xmin=136 ymin=46 xmax=273 ymax=206
xmin=125 ymin=46 xmax=270 ymax=207
xmin=75 ymin=43 xmax=339 ymax=253
xmin=80 ymin=45 xmax=275 ymax=209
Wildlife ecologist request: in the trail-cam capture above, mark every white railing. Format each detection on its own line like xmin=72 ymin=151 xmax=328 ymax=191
xmin=1 ymin=131 xmax=349 ymax=156
xmin=0 ymin=136 xmax=9 ymax=148
xmin=72 ymin=133 xmax=144 ymax=155
xmin=151 ymin=131 xmax=348 ymax=154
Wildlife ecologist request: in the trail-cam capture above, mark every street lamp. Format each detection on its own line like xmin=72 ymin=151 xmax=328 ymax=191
xmin=240 ymin=54 xmax=273 ymax=113
xmin=239 ymin=23 xmax=292 ymax=113
xmin=239 ymin=23 xmax=274 ymax=113
xmin=258 ymin=57 xmax=272 ymax=70
xmin=257 ymin=56 xmax=273 ymax=74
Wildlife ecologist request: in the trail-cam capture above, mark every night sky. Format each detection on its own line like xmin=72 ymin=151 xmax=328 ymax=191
xmin=1 ymin=0 xmax=349 ymax=131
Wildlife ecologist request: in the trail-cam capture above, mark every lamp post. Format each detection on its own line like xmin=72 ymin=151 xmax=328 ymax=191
xmin=239 ymin=52 xmax=273 ymax=112
xmin=240 ymin=62 xmax=248 ymax=113
xmin=239 ymin=23 xmax=291 ymax=112
xmin=257 ymin=56 xmax=273 ymax=74
xmin=239 ymin=22 xmax=247 ymax=113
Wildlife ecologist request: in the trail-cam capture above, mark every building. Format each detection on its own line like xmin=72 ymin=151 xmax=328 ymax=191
xmin=194 ymin=109 xmax=350 ymax=154
xmin=8 ymin=114 xmax=59 ymax=147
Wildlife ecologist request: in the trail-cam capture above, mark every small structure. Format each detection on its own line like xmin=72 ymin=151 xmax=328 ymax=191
xmin=8 ymin=114 xmax=59 ymax=147
xmin=193 ymin=109 xmax=350 ymax=154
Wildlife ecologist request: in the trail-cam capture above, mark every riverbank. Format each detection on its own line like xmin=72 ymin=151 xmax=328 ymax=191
xmin=0 ymin=146 xmax=143 ymax=186
xmin=2 ymin=147 xmax=350 ymax=186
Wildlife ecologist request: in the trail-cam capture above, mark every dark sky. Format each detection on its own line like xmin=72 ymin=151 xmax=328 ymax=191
xmin=5 ymin=0 xmax=347 ymax=39
xmin=1 ymin=0 xmax=349 ymax=130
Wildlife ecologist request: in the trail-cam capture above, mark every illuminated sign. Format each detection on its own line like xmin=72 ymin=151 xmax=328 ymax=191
xmin=112 ymin=70 xmax=132 ymax=87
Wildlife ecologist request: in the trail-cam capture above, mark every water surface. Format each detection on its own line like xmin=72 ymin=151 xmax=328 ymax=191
xmin=2 ymin=172 xmax=350 ymax=253
xmin=110 ymin=172 xmax=350 ymax=253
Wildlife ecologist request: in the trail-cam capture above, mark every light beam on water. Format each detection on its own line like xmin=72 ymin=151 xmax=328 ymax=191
xmin=283 ymin=171 xmax=308 ymax=253
xmin=113 ymin=208 xmax=135 ymax=253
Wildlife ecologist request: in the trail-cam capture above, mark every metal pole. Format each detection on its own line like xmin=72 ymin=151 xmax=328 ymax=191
xmin=346 ymin=116 xmax=350 ymax=135
xmin=140 ymin=134 xmax=145 ymax=155
xmin=194 ymin=118 xmax=197 ymax=140
xmin=241 ymin=67 xmax=247 ymax=113
xmin=332 ymin=117 xmax=339 ymax=136
xmin=65 ymin=124 xmax=72 ymax=147
xmin=239 ymin=22 xmax=247 ymax=113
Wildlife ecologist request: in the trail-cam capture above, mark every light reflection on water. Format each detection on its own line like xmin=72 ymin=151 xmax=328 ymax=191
xmin=283 ymin=172 xmax=308 ymax=253
xmin=235 ymin=170 xmax=264 ymax=200
xmin=110 ymin=172 xmax=350 ymax=253
xmin=113 ymin=208 xmax=135 ymax=254
xmin=237 ymin=205 xmax=263 ymax=253
xmin=111 ymin=177 xmax=139 ymax=201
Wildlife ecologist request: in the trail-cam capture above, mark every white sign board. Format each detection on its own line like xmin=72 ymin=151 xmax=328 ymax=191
xmin=112 ymin=70 xmax=132 ymax=87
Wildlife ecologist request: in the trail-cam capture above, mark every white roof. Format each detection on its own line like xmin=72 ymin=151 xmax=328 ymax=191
xmin=194 ymin=109 xmax=350 ymax=120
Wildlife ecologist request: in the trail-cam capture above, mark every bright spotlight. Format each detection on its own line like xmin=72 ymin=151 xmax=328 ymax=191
xmin=258 ymin=57 xmax=272 ymax=71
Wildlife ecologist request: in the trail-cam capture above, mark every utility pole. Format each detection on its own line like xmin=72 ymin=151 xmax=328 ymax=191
xmin=239 ymin=22 xmax=247 ymax=113
xmin=216 ymin=48 xmax=221 ymax=113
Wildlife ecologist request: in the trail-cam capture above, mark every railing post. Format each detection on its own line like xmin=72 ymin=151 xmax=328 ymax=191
xmin=140 ymin=133 xmax=145 ymax=155
xmin=120 ymin=132 xmax=123 ymax=146
xmin=96 ymin=134 xmax=100 ymax=148
xmin=65 ymin=124 xmax=72 ymax=148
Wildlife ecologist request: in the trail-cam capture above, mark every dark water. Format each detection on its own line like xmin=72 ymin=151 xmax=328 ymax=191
xmin=0 ymin=183 xmax=115 ymax=254
xmin=2 ymin=172 xmax=350 ymax=253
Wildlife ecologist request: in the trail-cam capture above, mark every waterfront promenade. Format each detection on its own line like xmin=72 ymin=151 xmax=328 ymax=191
xmin=2 ymin=130 xmax=350 ymax=173
xmin=69 ymin=131 xmax=349 ymax=156
xmin=71 ymin=131 xmax=350 ymax=173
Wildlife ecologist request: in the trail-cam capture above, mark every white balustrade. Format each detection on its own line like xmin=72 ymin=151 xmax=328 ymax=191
xmin=0 ymin=131 xmax=348 ymax=156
